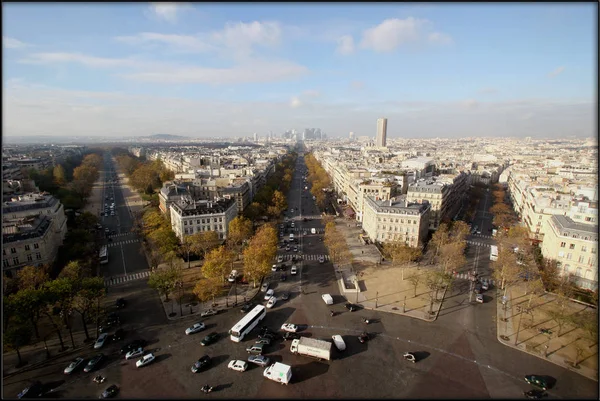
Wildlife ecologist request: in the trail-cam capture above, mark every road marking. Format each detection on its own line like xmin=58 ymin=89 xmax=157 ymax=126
xmin=105 ymin=270 xmax=150 ymax=287
xmin=120 ymin=244 xmax=127 ymax=276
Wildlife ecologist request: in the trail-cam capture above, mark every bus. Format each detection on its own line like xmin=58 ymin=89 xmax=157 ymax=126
xmin=99 ymin=245 xmax=108 ymax=265
xmin=229 ymin=305 xmax=266 ymax=342
xmin=490 ymin=245 xmax=498 ymax=261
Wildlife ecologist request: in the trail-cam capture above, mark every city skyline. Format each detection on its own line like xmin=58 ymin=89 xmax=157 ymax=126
xmin=3 ymin=3 xmax=597 ymax=139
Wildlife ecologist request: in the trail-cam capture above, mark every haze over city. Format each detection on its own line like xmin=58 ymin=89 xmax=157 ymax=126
xmin=3 ymin=3 xmax=597 ymax=140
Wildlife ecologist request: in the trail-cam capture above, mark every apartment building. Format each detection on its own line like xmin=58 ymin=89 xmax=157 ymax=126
xmin=541 ymin=215 xmax=598 ymax=290
xmin=2 ymin=192 xmax=68 ymax=242
xmin=169 ymin=197 xmax=238 ymax=240
xmin=2 ymin=215 xmax=60 ymax=277
xmin=362 ymin=196 xmax=430 ymax=248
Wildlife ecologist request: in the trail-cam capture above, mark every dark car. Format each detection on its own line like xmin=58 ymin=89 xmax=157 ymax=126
xmin=115 ymin=298 xmax=126 ymax=309
xmin=18 ymin=381 xmax=45 ymax=399
xmin=83 ymin=354 xmax=104 ymax=373
xmin=191 ymin=355 xmax=211 ymax=373
xmin=120 ymin=339 xmax=147 ymax=355
xmin=201 ymin=332 xmax=219 ymax=346
xmin=101 ymin=385 xmax=119 ymax=399
xmin=280 ymin=273 xmax=287 ymax=282
xmin=258 ymin=332 xmax=276 ymax=340
xmin=345 ymin=303 xmax=359 ymax=312
xmin=524 ymin=375 xmax=549 ymax=390
xmin=240 ymin=303 xmax=255 ymax=313
xmin=358 ymin=332 xmax=370 ymax=343
xmin=281 ymin=292 xmax=290 ymax=301
xmin=112 ymin=328 xmax=124 ymax=342
xmin=255 ymin=337 xmax=271 ymax=346
xmin=474 ymin=284 xmax=482 ymax=294
xmin=282 ymin=332 xmax=301 ymax=341
xmin=291 ymin=255 xmax=297 ymax=262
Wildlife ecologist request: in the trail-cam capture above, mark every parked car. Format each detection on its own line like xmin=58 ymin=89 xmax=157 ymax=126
xmin=481 ymin=280 xmax=490 ymax=291
xmin=258 ymin=332 xmax=276 ymax=341
xmin=94 ymin=333 xmax=109 ymax=349
xmin=474 ymin=284 xmax=482 ymax=294
xmin=64 ymin=357 xmax=85 ymax=374
xmin=332 ymin=335 xmax=346 ymax=351
xmin=228 ymin=360 xmax=248 ymax=372
xmin=266 ymin=296 xmax=277 ymax=309
xmin=476 ymin=294 xmax=484 ymax=303
xmin=191 ymin=355 xmax=212 ymax=373
xmin=228 ymin=270 xmax=238 ymax=283
xmin=524 ymin=375 xmax=549 ymax=390
xmin=120 ymin=339 xmax=146 ymax=355
xmin=125 ymin=347 xmax=144 ymax=360
xmin=136 ymin=353 xmax=156 ymax=368
xmin=201 ymin=332 xmax=219 ymax=346
xmin=281 ymin=292 xmax=290 ymax=301
xmin=185 ymin=322 xmax=206 ymax=335
xmin=17 ymin=381 xmax=46 ymax=399
xmin=280 ymin=323 xmax=298 ymax=332
xmin=282 ymin=332 xmax=301 ymax=341
xmin=201 ymin=309 xmax=218 ymax=317
xmin=321 ymin=294 xmax=334 ymax=305
xmin=358 ymin=332 xmax=370 ymax=343
xmin=345 ymin=303 xmax=359 ymax=312
xmin=264 ymin=289 xmax=275 ymax=301
xmin=272 ymin=264 xmax=278 ymax=272
xmin=240 ymin=303 xmax=255 ymax=313
xmin=277 ymin=256 xmax=284 ymax=263
xmin=112 ymin=328 xmax=125 ymax=342
xmin=246 ymin=343 xmax=265 ymax=355
xmin=261 ymin=282 xmax=270 ymax=292
xmin=100 ymin=385 xmax=119 ymax=399
xmin=291 ymin=266 xmax=298 ymax=275
xmin=247 ymin=355 xmax=270 ymax=367
xmin=115 ymin=298 xmax=126 ymax=308
xmin=255 ymin=337 xmax=272 ymax=345
xmin=83 ymin=354 xmax=104 ymax=372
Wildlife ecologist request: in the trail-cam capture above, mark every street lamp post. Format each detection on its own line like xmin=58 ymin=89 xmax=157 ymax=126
xmin=375 ymin=291 xmax=379 ymax=308
xmin=177 ymin=281 xmax=183 ymax=316
xmin=403 ymin=296 xmax=406 ymax=313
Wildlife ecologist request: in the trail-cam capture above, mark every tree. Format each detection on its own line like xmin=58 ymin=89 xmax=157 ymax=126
xmin=193 ymin=277 xmax=222 ymax=308
xmin=244 ymin=202 xmax=264 ymax=221
xmin=149 ymin=226 xmax=179 ymax=255
xmin=408 ymin=274 xmax=421 ymax=297
xmin=271 ymin=190 xmax=287 ymax=215
xmin=53 ymin=164 xmax=66 ymax=186
xmin=545 ymin=309 xmax=571 ymax=337
xmin=8 ymin=288 xmax=45 ymax=339
xmin=74 ymin=212 xmax=99 ymax=231
xmin=384 ymin=241 xmax=422 ymax=280
xmin=180 ymin=235 xmax=195 ymax=269
xmin=44 ymin=278 xmax=78 ymax=348
xmin=17 ymin=265 xmax=49 ymax=291
xmin=202 ymin=246 xmax=234 ymax=283
xmin=4 ymin=324 xmax=33 ymax=367
xmin=72 ymin=277 xmax=105 ymax=341
xmin=228 ymin=216 xmax=253 ymax=251
xmin=148 ymin=266 xmax=179 ymax=301
xmin=190 ymin=231 xmax=220 ymax=259
xmin=39 ymin=287 xmax=66 ymax=351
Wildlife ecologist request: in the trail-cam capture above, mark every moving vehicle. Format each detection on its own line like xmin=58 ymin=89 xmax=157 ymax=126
xmin=524 ymin=390 xmax=547 ymax=399
xmin=403 ymin=352 xmax=416 ymax=363
xmin=263 ymin=362 xmax=292 ymax=385
xmin=332 ymin=335 xmax=346 ymax=351
xmin=283 ymin=332 xmax=301 ymax=341
xmin=228 ymin=360 xmax=248 ymax=372
xmin=240 ymin=303 xmax=255 ymax=313
xmin=264 ymin=289 xmax=275 ymax=301
xmin=290 ymin=337 xmax=332 ymax=361
xmin=481 ymin=280 xmax=489 ymax=291
xmin=201 ymin=309 xmax=218 ymax=317
xmin=191 ymin=355 xmax=211 ymax=373
xmin=255 ymin=337 xmax=272 ymax=345
xmin=84 ymin=354 xmax=104 ymax=372
xmin=321 ymin=294 xmax=333 ymax=305
xmin=281 ymin=323 xmax=299 ymax=332
xmin=345 ymin=303 xmax=359 ymax=312
xmin=94 ymin=333 xmax=109 ymax=349
xmin=281 ymin=292 xmax=290 ymax=301
xmin=136 ymin=353 xmax=155 ymax=368
xmin=248 ymin=355 xmax=270 ymax=367
xmin=228 ymin=270 xmax=238 ymax=283
xmin=277 ymin=256 xmax=284 ymax=263
xmin=100 ymin=385 xmax=119 ymax=399
xmin=319 ymin=256 xmax=325 ymax=263
xmin=476 ymin=294 xmax=484 ymax=303
xmin=246 ymin=343 xmax=265 ymax=355
xmin=266 ymin=296 xmax=277 ymax=309
xmin=230 ymin=305 xmax=267 ymax=342
xmin=17 ymin=381 xmax=46 ymax=399
xmin=185 ymin=322 xmax=206 ymax=335
xmin=125 ymin=347 xmax=144 ymax=360
xmin=358 ymin=332 xmax=370 ymax=343
xmin=272 ymin=264 xmax=278 ymax=272
xmin=115 ymin=298 xmax=126 ymax=308
xmin=64 ymin=357 xmax=85 ymax=375
xmin=120 ymin=339 xmax=146 ymax=355
xmin=524 ymin=375 xmax=549 ymax=390
xmin=261 ymin=282 xmax=270 ymax=292
xmin=291 ymin=266 xmax=297 ymax=275
xmin=99 ymin=245 xmax=108 ymax=265
xmin=201 ymin=332 xmax=219 ymax=346
xmin=311 ymin=228 xmax=316 ymax=234
xmin=490 ymin=245 xmax=498 ymax=261
xmin=280 ymin=273 xmax=287 ymax=281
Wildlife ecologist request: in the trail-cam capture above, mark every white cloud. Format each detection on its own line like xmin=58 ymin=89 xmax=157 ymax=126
xmin=114 ymin=33 xmax=214 ymax=53
xmin=289 ymin=90 xmax=321 ymax=109
xmin=145 ymin=2 xmax=190 ymax=23
xmin=290 ymin=96 xmax=302 ymax=108
xmin=360 ymin=18 xmax=426 ymax=52
xmin=428 ymin=32 xmax=453 ymax=45
xmin=211 ymin=21 xmax=282 ymax=58
xmin=19 ymin=52 xmax=141 ymax=68
xmin=336 ymin=35 xmax=355 ymax=55
xmin=462 ymin=99 xmax=479 ymax=110
xmin=3 ymin=36 xmax=30 ymax=49
xmin=548 ymin=66 xmax=565 ymax=78
xmin=478 ymin=87 xmax=498 ymax=95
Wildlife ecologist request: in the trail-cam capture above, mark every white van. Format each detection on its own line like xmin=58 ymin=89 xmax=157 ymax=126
xmin=311 ymin=228 xmax=316 ymax=234
xmin=321 ymin=294 xmax=333 ymax=305
xmin=289 ymin=233 xmax=294 ymax=240
xmin=332 ymin=335 xmax=346 ymax=351
xmin=263 ymin=362 xmax=291 ymax=385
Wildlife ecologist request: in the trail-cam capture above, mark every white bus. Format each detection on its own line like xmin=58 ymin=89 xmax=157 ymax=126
xmin=229 ymin=305 xmax=266 ymax=342
xmin=99 ymin=245 xmax=108 ymax=264
xmin=490 ymin=245 xmax=498 ymax=261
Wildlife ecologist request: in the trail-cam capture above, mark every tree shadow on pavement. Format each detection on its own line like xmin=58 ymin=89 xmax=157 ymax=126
xmin=292 ymin=361 xmax=329 ymax=383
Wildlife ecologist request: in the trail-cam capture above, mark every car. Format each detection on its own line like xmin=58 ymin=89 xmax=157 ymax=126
xmin=294 ymin=246 xmax=299 ymax=252
xmin=258 ymin=332 xmax=276 ymax=341
xmin=481 ymin=280 xmax=489 ymax=291
xmin=115 ymin=297 xmax=126 ymax=309
xmin=110 ymin=212 xmax=115 ymax=216
xmin=107 ymin=312 xmax=120 ymax=322
xmin=120 ymin=339 xmax=146 ymax=355
xmin=248 ymin=355 xmax=270 ymax=367
xmin=319 ymin=256 xmax=325 ymax=264
xmin=261 ymin=282 xmax=270 ymax=292
xmin=228 ymin=360 xmax=248 ymax=372
xmin=476 ymin=294 xmax=484 ymax=303
xmin=17 ymin=381 xmax=46 ymax=399
xmin=185 ymin=322 xmax=206 ymax=335
xmin=280 ymin=323 xmax=298 ymax=332
xmin=291 ymin=255 xmax=297 ymax=262
xmin=358 ymin=332 xmax=370 ymax=343
xmin=282 ymin=332 xmax=301 ymax=341
xmin=259 ymin=326 xmax=277 ymax=336
xmin=112 ymin=328 xmax=124 ymax=342
xmin=246 ymin=343 xmax=265 ymax=355
xmin=105 ymin=228 xmax=110 ymax=233
xmin=345 ymin=303 xmax=359 ymax=312
xmin=332 ymin=335 xmax=346 ymax=351
xmin=321 ymin=294 xmax=334 ymax=305
xmin=201 ymin=332 xmax=219 ymax=346
xmin=240 ymin=303 xmax=255 ymax=313
xmin=291 ymin=266 xmax=298 ymax=275
xmin=285 ymin=246 xmax=291 ymax=251
xmin=201 ymin=309 xmax=218 ymax=317
xmin=64 ymin=357 xmax=85 ymax=374
xmin=264 ymin=289 xmax=275 ymax=300
xmin=255 ymin=337 xmax=272 ymax=345
xmin=277 ymin=256 xmax=284 ymax=263
xmin=272 ymin=264 xmax=278 ymax=272
xmin=291 ymin=222 xmax=295 ymax=228
xmin=524 ymin=375 xmax=549 ymax=390
xmin=136 ymin=353 xmax=156 ymax=368
xmin=83 ymin=354 xmax=104 ymax=372
xmin=280 ymin=273 xmax=287 ymax=282
xmin=266 ymin=296 xmax=277 ymax=309
xmin=94 ymin=333 xmax=109 ymax=349
xmin=281 ymin=292 xmax=290 ymax=301
xmin=125 ymin=347 xmax=144 ymax=360
xmin=474 ymin=284 xmax=482 ymax=294
xmin=191 ymin=355 xmax=212 ymax=373
xmin=228 ymin=270 xmax=238 ymax=283
xmin=100 ymin=385 xmax=119 ymax=399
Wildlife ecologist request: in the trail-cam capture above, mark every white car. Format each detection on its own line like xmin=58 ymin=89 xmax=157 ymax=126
xmin=272 ymin=264 xmax=278 ymax=272
xmin=266 ymin=296 xmax=277 ymax=309
xmin=63 ymin=357 xmax=85 ymax=375
xmin=125 ymin=347 xmax=144 ymax=360
xmin=261 ymin=282 xmax=270 ymax=292
xmin=185 ymin=322 xmax=206 ymax=335
xmin=228 ymin=360 xmax=248 ymax=372
xmin=228 ymin=270 xmax=238 ymax=283
xmin=290 ymin=266 xmax=297 ymax=275
xmin=319 ymin=256 xmax=325 ymax=264
xmin=264 ymin=289 xmax=274 ymax=301
xmin=136 ymin=353 xmax=156 ymax=368
xmin=280 ymin=323 xmax=298 ymax=332
xmin=332 ymin=335 xmax=346 ymax=351
xmin=94 ymin=333 xmax=109 ymax=349
xmin=476 ymin=294 xmax=484 ymax=303
xmin=321 ymin=294 xmax=333 ymax=305
xmin=277 ymin=256 xmax=284 ymax=263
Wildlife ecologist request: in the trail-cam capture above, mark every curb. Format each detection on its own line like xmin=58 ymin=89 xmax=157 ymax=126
xmin=3 ymin=344 xmax=88 ymax=380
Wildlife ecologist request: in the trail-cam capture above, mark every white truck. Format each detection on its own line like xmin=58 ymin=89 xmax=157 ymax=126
xmin=290 ymin=337 xmax=332 ymax=361
xmin=263 ymin=362 xmax=292 ymax=385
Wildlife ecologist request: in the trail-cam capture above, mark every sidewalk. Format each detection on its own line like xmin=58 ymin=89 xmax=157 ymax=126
xmin=496 ymin=284 xmax=598 ymax=381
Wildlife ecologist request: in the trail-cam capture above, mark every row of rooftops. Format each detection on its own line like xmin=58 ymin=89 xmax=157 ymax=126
xmin=170 ymin=197 xmax=236 ymax=216
xmin=2 ymin=192 xmax=59 ymax=213
xmin=365 ymin=196 xmax=430 ymax=215
xmin=3 ymin=215 xmax=52 ymax=243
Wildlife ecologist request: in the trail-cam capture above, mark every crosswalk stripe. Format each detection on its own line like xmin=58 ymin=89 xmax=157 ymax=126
xmin=104 ymin=270 xmax=150 ymax=287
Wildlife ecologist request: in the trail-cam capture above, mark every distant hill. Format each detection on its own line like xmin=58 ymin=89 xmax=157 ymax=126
xmin=141 ymin=134 xmax=189 ymax=140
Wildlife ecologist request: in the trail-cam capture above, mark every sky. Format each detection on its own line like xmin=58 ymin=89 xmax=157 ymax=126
xmin=2 ymin=3 xmax=597 ymax=140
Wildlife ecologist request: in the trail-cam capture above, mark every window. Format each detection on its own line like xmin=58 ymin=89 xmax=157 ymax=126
xmin=27 ymin=254 xmax=33 ymax=262
xmin=578 ymin=255 xmax=585 ymax=263
xmin=197 ymin=220 xmax=200 ymax=224
xmin=13 ymin=257 xmax=19 ymax=265
xmin=560 ymin=242 xmax=566 ymax=248
xmin=558 ymin=251 xmax=565 ymax=257
xmin=569 ymin=244 xmax=575 ymax=250
xmin=581 ymin=245 xmax=587 ymax=252
xmin=566 ymin=253 xmax=572 ymax=260
xmin=184 ymin=221 xmax=188 ymax=226
xmin=34 ymin=243 xmax=39 ymax=249
xmin=3 ymin=260 xmax=9 ymax=268
xmin=10 ymin=247 xmax=16 ymax=254
xmin=592 ymin=248 xmax=597 ymax=254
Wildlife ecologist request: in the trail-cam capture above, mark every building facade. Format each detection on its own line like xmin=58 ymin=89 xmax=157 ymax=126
xmin=376 ymin=118 xmax=387 ymax=147
xmin=169 ymin=197 xmax=238 ymax=240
